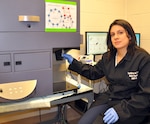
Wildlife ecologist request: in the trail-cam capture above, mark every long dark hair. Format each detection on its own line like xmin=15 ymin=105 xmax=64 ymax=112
xmin=107 ymin=19 xmax=138 ymax=59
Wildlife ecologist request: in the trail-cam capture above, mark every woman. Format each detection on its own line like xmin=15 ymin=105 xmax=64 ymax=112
xmin=62 ymin=19 xmax=150 ymax=124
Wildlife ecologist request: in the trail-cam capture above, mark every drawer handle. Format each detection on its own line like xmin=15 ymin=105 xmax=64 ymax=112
xmin=15 ymin=61 xmax=22 ymax=65
xmin=3 ymin=62 xmax=11 ymax=66
xmin=18 ymin=15 xmax=40 ymax=22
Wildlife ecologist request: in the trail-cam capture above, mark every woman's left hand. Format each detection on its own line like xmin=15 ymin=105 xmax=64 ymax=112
xmin=103 ymin=107 xmax=119 ymax=124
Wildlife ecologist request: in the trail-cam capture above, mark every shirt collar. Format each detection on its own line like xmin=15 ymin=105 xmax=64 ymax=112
xmin=124 ymin=52 xmax=133 ymax=61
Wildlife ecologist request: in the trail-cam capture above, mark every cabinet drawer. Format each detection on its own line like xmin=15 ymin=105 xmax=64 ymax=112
xmin=0 ymin=54 xmax=11 ymax=73
xmin=14 ymin=52 xmax=51 ymax=71
xmin=0 ymin=0 xmax=44 ymax=31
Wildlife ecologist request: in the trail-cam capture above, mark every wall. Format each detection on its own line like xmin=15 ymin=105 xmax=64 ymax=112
xmin=80 ymin=0 xmax=127 ymax=54
xmin=126 ymin=0 xmax=150 ymax=53
xmin=80 ymin=0 xmax=150 ymax=54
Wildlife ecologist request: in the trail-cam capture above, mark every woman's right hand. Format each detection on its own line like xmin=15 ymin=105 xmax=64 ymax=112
xmin=62 ymin=54 xmax=73 ymax=64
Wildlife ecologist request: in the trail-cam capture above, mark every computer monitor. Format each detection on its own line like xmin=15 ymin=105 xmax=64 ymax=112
xmin=85 ymin=32 xmax=141 ymax=55
xmin=135 ymin=33 xmax=140 ymax=46
xmin=85 ymin=32 xmax=108 ymax=55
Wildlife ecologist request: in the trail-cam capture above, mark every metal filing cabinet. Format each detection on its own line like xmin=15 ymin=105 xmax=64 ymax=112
xmin=0 ymin=0 xmax=80 ymax=102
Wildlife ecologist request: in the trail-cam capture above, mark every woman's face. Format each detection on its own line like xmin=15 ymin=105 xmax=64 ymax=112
xmin=110 ymin=25 xmax=130 ymax=50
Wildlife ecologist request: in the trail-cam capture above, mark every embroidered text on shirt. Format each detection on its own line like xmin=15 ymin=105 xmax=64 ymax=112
xmin=127 ymin=71 xmax=139 ymax=80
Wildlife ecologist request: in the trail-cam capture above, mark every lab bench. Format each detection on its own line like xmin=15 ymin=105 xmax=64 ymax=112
xmin=0 ymin=82 xmax=94 ymax=124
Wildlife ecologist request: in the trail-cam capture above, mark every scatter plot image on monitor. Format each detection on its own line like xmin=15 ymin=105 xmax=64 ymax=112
xmin=85 ymin=32 xmax=108 ymax=55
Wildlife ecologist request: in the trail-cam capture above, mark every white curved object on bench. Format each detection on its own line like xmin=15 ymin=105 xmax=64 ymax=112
xmin=0 ymin=80 xmax=37 ymax=100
